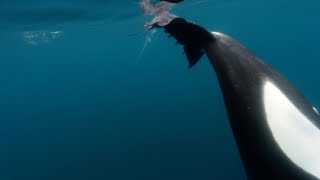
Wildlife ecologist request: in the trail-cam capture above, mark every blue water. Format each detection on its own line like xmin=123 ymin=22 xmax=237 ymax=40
xmin=1 ymin=0 xmax=320 ymax=179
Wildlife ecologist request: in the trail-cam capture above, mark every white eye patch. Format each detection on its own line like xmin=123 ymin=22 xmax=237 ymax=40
xmin=264 ymin=81 xmax=320 ymax=178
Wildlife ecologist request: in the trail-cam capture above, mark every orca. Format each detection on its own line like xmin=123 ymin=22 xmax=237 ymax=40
xmin=162 ymin=18 xmax=320 ymax=179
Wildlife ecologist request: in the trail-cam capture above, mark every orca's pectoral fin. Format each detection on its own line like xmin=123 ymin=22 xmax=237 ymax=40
xmin=183 ymin=45 xmax=204 ymax=68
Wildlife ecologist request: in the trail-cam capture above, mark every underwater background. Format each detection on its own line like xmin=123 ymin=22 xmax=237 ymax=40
xmin=0 ymin=0 xmax=320 ymax=179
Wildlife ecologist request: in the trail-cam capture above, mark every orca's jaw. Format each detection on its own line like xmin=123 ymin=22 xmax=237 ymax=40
xmin=263 ymin=81 xmax=320 ymax=178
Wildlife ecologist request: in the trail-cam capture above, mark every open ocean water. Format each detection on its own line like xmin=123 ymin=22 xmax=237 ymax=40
xmin=0 ymin=0 xmax=320 ymax=179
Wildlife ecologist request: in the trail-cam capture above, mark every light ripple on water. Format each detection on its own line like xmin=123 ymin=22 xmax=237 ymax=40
xmin=23 ymin=30 xmax=63 ymax=45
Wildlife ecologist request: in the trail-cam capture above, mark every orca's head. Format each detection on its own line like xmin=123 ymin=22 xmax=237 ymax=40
xmin=164 ymin=18 xmax=215 ymax=68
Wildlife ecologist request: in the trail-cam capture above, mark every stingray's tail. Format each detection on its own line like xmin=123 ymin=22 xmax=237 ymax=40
xmin=164 ymin=18 xmax=215 ymax=68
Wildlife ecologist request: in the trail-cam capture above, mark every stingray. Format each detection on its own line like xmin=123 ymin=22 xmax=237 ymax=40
xmin=140 ymin=0 xmax=183 ymax=30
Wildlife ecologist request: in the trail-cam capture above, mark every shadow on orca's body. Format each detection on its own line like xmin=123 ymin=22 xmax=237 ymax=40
xmin=163 ymin=18 xmax=320 ymax=180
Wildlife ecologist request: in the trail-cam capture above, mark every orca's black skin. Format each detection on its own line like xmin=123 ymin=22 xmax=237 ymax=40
xmin=160 ymin=0 xmax=184 ymax=3
xmin=164 ymin=19 xmax=320 ymax=179
xmin=164 ymin=18 xmax=214 ymax=67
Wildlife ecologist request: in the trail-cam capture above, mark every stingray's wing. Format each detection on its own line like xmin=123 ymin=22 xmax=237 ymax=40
xmin=140 ymin=0 xmax=176 ymax=15
xmin=140 ymin=0 xmax=156 ymax=15
xmin=144 ymin=11 xmax=178 ymax=30
xmin=141 ymin=0 xmax=179 ymax=30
